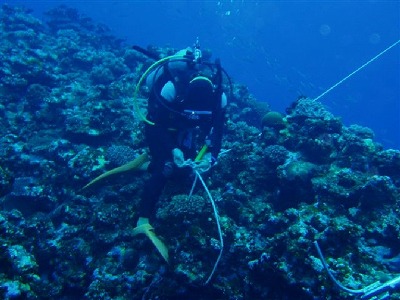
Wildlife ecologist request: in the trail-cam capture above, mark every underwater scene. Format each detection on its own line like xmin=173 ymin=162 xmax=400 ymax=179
xmin=0 ymin=2 xmax=399 ymax=300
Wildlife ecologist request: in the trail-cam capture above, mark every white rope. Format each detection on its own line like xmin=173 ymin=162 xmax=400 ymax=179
xmin=195 ymin=171 xmax=224 ymax=285
xmin=188 ymin=173 xmax=198 ymax=200
xmin=314 ymin=39 xmax=400 ymax=102
xmin=181 ymin=158 xmax=224 ymax=284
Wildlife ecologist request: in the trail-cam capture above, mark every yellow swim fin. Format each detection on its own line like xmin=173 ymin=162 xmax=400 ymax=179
xmin=82 ymin=152 xmax=149 ymax=190
xmin=133 ymin=223 xmax=169 ymax=263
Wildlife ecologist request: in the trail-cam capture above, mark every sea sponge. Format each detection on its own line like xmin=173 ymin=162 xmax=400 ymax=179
xmin=278 ymin=160 xmax=317 ymax=182
xmin=157 ymin=194 xmax=207 ymax=220
xmin=261 ymin=111 xmax=286 ymax=129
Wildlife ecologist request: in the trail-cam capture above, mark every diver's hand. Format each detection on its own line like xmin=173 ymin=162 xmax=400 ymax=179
xmin=172 ymin=148 xmax=185 ymax=168
xmin=193 ymin=153 xmax=212 ymax=174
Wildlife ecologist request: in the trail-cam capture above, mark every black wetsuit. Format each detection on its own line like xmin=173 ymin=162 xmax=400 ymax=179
xmin=138 ymin=62 xmax=225 ymax=220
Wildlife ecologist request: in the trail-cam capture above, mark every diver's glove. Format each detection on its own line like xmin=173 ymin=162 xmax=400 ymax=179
xmin=193 ymin=152 xmax=212 ymax=174
xmin=172 ymin=148 xmax=185 ymax=168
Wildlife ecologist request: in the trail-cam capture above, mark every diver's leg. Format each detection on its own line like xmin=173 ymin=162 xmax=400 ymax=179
xmin=138 ymin=170 xmax=167 ymax=223
xmin=137 ymin=124 xmax=172 ymax=222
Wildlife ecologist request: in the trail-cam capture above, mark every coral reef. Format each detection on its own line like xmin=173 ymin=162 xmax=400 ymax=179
xmin=0 ymin=4 xmax=399 ymax=300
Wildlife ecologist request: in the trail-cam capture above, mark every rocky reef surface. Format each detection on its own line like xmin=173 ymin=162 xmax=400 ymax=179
xmin=0 ymin=5 xmax=399 ymax=300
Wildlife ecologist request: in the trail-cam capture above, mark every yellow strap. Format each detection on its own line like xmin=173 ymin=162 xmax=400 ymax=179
xmin=133 ymin=55 xmax=188 ymax=126
xmin=190 ymin=76 xmax=212 ymax=85
xmin=195 ymin=145 xmax=208 ymax=162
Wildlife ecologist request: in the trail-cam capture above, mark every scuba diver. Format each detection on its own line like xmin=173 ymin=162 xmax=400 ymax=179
xmin=83 ymin=39 xmax=231 ymax=263
xmin=132 ymin=39 xmax=229 ymax=261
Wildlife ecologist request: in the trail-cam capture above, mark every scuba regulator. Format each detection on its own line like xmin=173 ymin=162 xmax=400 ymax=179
xmin=193 ymin=37 xmax=202 ymax=63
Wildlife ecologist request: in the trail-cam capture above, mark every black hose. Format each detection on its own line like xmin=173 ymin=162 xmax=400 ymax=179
xmin=132 ymin=45 xmax=160 ymax=61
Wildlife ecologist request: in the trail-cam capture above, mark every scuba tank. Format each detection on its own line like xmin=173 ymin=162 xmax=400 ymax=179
xmin=132 ymin=38 xmax=233 ymax=126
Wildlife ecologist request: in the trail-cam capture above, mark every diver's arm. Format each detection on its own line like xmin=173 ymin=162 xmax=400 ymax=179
xmin=208 ymin=92 xmax=227 ymax=162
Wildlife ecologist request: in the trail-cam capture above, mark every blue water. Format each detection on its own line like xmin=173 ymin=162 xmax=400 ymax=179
xmin=4 ymin=0 xmax=399 ymax=148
